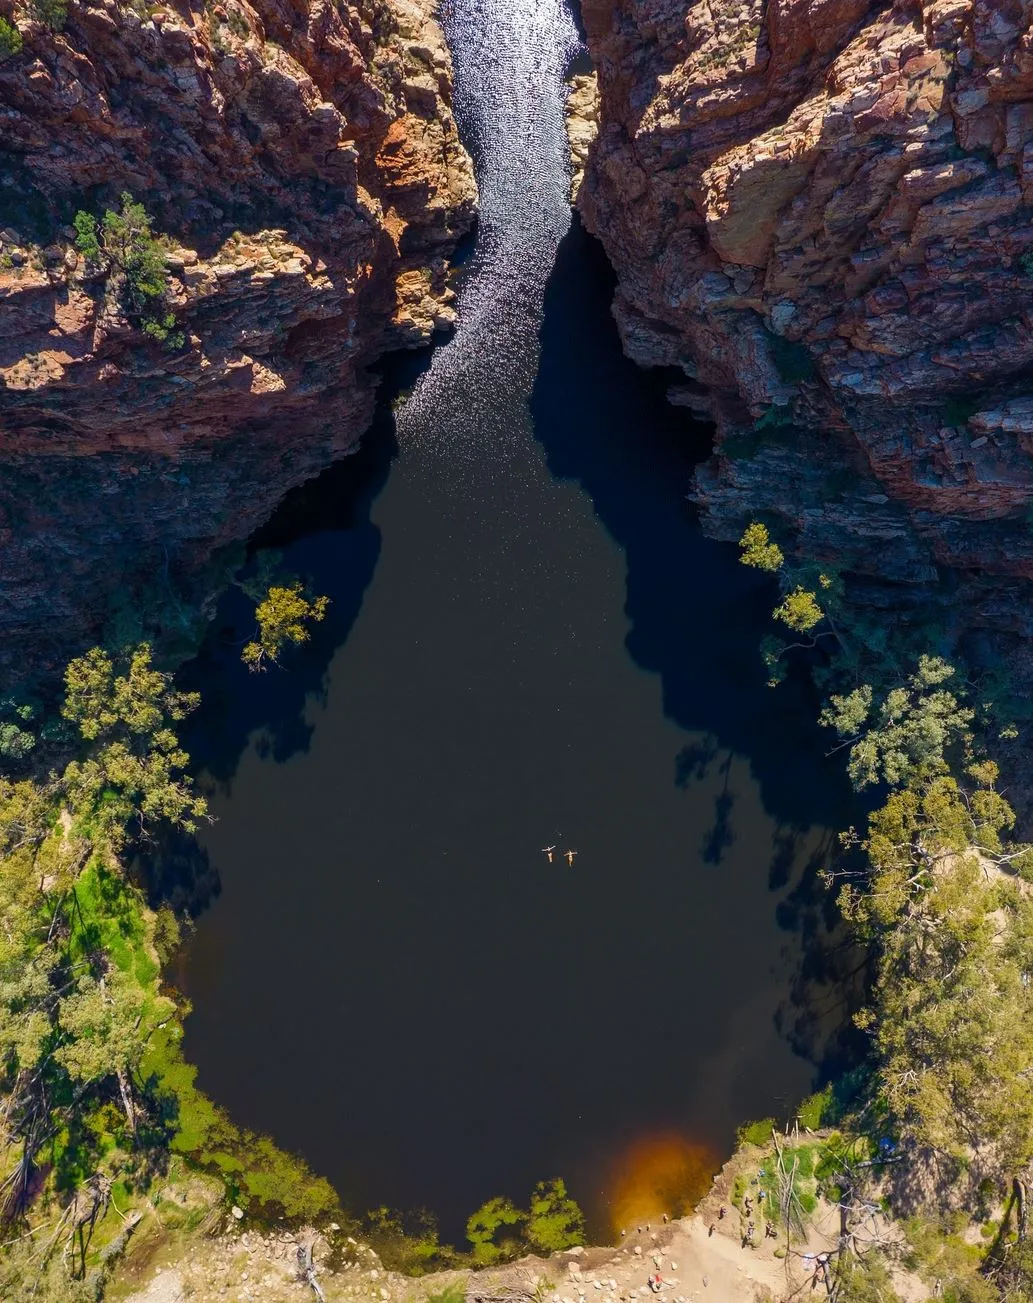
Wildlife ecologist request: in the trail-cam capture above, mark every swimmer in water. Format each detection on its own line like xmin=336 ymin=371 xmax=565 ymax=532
xmin=542 ymin=845 xmax=556 ymax=863
xmin=565 ymin=849 xmax=577 ymax=866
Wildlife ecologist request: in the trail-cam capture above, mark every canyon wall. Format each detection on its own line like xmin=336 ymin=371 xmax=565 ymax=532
xmin=0 ymin=0 xmax=475 ymax=678
xmin=578 ymin=0 xmax=1033 ymax=651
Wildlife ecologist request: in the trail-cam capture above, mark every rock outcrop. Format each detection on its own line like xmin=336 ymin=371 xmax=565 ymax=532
xmin=0 ymin=0 xmax=475 ymax=677
xmin=565 ymin=72 xmax=600 ymax=201
xmin=578 ymin=0 xmax=1033 ymax=645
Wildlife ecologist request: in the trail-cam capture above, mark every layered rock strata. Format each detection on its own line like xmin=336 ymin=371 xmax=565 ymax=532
xmin=578 ymin=0 xmax=1033 ymax=642
xmin=0 ymin=0 xmax=475 ymax=676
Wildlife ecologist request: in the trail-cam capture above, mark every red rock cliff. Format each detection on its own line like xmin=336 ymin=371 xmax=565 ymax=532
xmin=0 ymin=0 xmax=475 ymax=674
xmin=578 ymin=0 xmax=1033 ymax=642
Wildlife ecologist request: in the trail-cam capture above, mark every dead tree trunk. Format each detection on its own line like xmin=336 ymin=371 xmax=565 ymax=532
xmin=297 ymin=1241 xmax=326 ymax=1302
xmin=115 ymin=1068 xmax=137 ymax=1136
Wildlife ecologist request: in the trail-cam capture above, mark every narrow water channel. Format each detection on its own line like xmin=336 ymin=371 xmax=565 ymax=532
xmin=177 ymin=0 xmax=851 ymax=1242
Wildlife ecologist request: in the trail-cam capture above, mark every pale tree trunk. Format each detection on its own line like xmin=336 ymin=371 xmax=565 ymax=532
xmin=297 ymin=1242 xmax=327 ymax=1302
xmin=115 ymin=1069 xmax=137 ymax=1136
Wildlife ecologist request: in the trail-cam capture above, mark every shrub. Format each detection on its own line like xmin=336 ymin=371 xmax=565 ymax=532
xmin=525 ymin=1178 xmax=585 ymax=1253
xmin=99 ymin=192 xmax=168 ymax=305
xmin=428 ymin=1286 xmax=467 ymax=1303
xmin=73 ymin=193 xmax=186 ymax=349
xmin=30 ymin=0 xmax=68 ymax=30
xmin=737 ymin=1117 xmax=776 ymax=1147
xmin=225 ymin=6 xmax=249 ymax=37
xmin=143 ymin=310 xmax=186 ymax=350
xmin=466 ymin=1195 xmax=525 ymax=1265
xmin=0 ymin=15 xmax=23 ymax=55
xmin=73 ymin=210 xmax=101 ymax=262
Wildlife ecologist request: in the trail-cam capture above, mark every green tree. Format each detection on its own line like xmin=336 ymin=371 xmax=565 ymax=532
xmin=0 ymin=17 xmax=23 ymax=56
xmin=0 ymin=821 xmax=59 ymax=1079
xmin=61 ymin=644 xmax=206 ymax=847
xmin=466 ymin=1195 xmax=525 ymax=1265
xmin=72 ymin=194 xmax=183 ymax=347
xmin=98 ymin=193 xmax=167 ymax=304
xmin=821 ymin=657 xmax=974 ymax=792
xmin=56 ymin=966 xmax=173 ymax=1132
xmin=525 ymin=1178 xmax=585 ymax=1253
xmin=737 ymin=522 xmax=847 ymax=684
xmin=738 ymin=521 xmax=784 ymax=572
xmin=0 ymin=709 xmax=35 ymax=763
xmin=774 ymin=585 xmax=824 ymax=634
xmin=864 ymin=851 xmax=1033 ymax=1170
xmin=834 ymin=758 xmax=1033 ymax=1177
xmin=242 ymin=583 xmax=329 ymax=671
xmin=834 ymin=1252 xmax=903 ymax=1303
xmin=72 ymin=211 xmax=100 ymax=263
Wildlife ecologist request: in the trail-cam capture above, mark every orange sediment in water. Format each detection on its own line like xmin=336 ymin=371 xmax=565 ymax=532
xmin=605 ymin=1134 xmax=718 ymax=1234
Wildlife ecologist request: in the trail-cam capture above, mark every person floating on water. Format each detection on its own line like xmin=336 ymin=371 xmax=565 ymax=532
xmin=565 ymin=849 xmax=577 ymax=866
xmin=542 ymin=845 xmax=556 ymax=863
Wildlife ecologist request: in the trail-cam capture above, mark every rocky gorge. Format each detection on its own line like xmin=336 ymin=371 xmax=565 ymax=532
xmin=575 ymin=0 xmax=1033 ymax=657
xmin=0 ymin=0 xmax=475 ymax=679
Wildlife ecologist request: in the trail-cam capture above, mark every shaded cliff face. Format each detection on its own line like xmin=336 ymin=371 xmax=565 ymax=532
xmin=0 ymin=0 xmax=475 ymax=676
xmin=578 ymin=0 xmax=1033 ymax=640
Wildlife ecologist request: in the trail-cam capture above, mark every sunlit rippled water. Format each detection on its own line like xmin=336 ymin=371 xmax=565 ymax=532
xmin=398 ymin=0 xmax=580 ymax=458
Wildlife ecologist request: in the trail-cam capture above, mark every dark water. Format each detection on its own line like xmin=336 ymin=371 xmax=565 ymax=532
xmin=177 ymin=0 xmax=852 ymax=1242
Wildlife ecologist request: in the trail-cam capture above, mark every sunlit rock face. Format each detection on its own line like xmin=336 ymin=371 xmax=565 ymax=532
xmin=0 ymin=0 xmax=475 ymax=678
xmin=579 ymin=0 xmax=1033 ymax=638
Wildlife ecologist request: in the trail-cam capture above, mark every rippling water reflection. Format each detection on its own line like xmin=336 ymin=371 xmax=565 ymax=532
xmin=399 ymin=0 xmax=579 ymax=458
xmin=178 ymin=0 xmax=854 ymax=1242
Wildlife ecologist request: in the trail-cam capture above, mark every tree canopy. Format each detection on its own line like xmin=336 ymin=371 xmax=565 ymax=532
xmin=61 ymin=644 xmax=206 ymax=848
xmin=242 ymin=582 xmax=329 ymax=671
xmin=74 ymin=193 xmax=183 ymax=347
xmin=821 ymin=656 xmax=975 ymax=791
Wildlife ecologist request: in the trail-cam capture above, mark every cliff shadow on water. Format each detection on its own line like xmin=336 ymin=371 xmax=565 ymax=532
xmin=527 ymin=217 xmax=863 ymax=1072
xmin=171 ymin=207 xmax=864 ymax=1241
xmin=531 ymin=217 xmax=845 ymax=836
xmin=178 ymin=363 xmax=411 ymax=786
xmin=183 ymin=225 xmax=851 ymax=839
xmin=171 ymin=0 xmax=865 ymax=1244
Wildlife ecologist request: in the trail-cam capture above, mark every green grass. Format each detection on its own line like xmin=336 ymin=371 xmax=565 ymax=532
xmin=737 ymin=1118 xmax=775 ymax=1148
xmin=758 ymin=1144 xmax=820 ymax=1234
xmin=797 ymin=1085 xmax=834 ymax=1130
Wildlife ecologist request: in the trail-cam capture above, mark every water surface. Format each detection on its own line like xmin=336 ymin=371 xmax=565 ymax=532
xmin=178 ymin=0 xmax=851 ymax=1241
